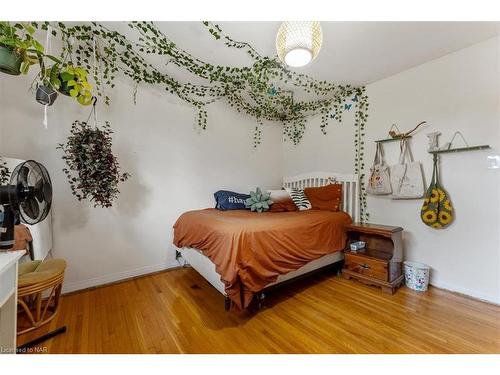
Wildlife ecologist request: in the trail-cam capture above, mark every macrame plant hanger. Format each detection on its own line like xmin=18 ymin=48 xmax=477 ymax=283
xmin=85 ymin=96 xmax=99 ymax=128
xmin=42 ymin=25 xmax=52 ymax=129
xmin=92 ymin=35 xmax=108 ymax=105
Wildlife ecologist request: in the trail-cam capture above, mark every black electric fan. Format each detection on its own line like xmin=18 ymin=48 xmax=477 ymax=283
xmin=0 ymin=160 xmax=52 ymax=249
xmin=0 ymin=160 xmax=64 ymax=349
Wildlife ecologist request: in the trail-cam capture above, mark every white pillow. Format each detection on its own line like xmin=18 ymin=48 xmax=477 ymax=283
xmin=268 ymin=189 xmax=291 ymax=201
xmin=285 ymin=187 xmax=312 ymax=211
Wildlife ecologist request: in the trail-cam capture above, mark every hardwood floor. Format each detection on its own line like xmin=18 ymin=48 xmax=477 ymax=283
xmin=17 ymin=266 xmax=500 ymax=354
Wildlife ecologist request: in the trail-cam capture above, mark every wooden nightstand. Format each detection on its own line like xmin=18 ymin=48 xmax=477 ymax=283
xmin=342 ymin=223 xmax=404 ymax=294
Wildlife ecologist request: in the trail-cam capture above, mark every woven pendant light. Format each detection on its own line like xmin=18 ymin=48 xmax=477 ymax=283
xmin=276 ymin=21 xmax=323 ymax=67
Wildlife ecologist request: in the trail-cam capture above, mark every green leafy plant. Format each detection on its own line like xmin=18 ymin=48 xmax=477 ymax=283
xmin=33 ymin=58 xmax=59 ymax=88
xmin=0 ymin=157 xmax=10 ymax=185
xmin=32 ymin=62 xmax=93 ymax=106
xmin=57 ymin=65 xmax=93 ymax=105
xmin=245 ymin=187 xmax=272 ymax=213
xmin=0 ymin=22 xmax=45 ymax=75
xmin=353 ymin=91 xmax=369 ymax=222
xmin=57 ymin=120 xmax=130 ymax=208
xmin=31 ymin=22 xmax=368 ymax=146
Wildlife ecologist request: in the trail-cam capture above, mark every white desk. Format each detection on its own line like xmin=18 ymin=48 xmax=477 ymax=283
xmin=0 ymin=250 xmax=24 ymax=354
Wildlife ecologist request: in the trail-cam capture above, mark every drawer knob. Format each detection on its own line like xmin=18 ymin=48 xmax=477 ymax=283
xmin=360 ymin=263 xmax=370 ymax=269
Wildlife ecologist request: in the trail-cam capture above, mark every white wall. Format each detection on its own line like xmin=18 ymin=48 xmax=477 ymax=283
xmin=0 ymin=75 xmax=283 ymax=292
xmin=283 ymin=111 xmax=356 ymax=176
xmin=285 ymin=37 xmax=500 ymax=303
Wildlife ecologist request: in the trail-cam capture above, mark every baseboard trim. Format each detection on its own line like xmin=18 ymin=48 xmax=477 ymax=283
xmin=430 ymin=279 xmax=500 ymax=306
xmin=61 ymin=263 xmax=500 ymax=306
xmin=62 ymin=262 xmax=179 ymax=294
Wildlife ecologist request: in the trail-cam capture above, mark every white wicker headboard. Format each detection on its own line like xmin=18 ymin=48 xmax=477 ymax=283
xmin=283 ymin=172 xmax=360 ymax=222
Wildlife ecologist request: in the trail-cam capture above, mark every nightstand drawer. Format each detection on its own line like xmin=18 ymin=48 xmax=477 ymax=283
xmin=345 ymin=253 xmax=388 ymax=281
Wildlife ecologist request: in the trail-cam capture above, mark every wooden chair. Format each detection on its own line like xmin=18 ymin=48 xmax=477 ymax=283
xmin=17 ymin=259 xmax=66 ymax=335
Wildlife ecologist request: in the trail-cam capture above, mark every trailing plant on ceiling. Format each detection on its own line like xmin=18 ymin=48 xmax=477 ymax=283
xmin=57 ymin=118 xmax=130 ymax=208
xmin=26 ymin=21 xmax=369 ymax=219
xmin=30 ymin=22 xmax=368 ymax=144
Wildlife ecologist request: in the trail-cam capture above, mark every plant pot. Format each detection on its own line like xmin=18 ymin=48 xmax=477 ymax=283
xmin=36 ymin=85 xmax=58 ymax=106
xmin=58 ymin=81 xmax=71 ymax=96
xmin=57 ymin=74 xmax=72 ymax=96
xmin=0 ymin=45 xmax=22 ymax=75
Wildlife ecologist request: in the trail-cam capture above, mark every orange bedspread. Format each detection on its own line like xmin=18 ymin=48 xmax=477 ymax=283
xmin=173 ymin=208 xmax=352 ymax=309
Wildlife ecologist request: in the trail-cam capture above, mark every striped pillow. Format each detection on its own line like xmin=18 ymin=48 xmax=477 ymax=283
xmin=285 ymin=187 xmax=312 ymax=211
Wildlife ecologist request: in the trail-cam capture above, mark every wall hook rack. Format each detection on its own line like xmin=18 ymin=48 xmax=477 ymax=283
xmin=375 ymin=135 xmax=412 ymax=144
xmin=375 ymin=121 xmax=426 ymax=143
xmin=428 ymin=131 xmax=490 ymax=155
xmin=428 ymin=144 xmax=491 ymax=155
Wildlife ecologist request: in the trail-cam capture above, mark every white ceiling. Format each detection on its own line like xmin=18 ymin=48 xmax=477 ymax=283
xmin=146 ymin=21 xmax=500 ymax=86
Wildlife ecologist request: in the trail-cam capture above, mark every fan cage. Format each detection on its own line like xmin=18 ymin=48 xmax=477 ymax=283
xmin=10 ymin=160 xmax=52 ymax=225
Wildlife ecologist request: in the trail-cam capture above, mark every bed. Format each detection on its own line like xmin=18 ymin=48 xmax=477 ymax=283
xmin=173 ymin=172 xmax=360 ymax=310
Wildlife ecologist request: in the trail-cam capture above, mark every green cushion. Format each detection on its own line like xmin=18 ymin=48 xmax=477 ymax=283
xmin=18 ymin=259 xmax=67 ymax=288
xmin=18 ymin=260 xmax=42 ymax=276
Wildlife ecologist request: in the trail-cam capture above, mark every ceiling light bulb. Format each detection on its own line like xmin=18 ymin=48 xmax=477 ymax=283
xmin=284 ymin=48 xmax=312 ymax=67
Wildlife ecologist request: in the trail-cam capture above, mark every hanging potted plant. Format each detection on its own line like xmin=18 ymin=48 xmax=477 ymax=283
xmin=58 ymin=102 xmax=130 ymax=207
xmin=0 ymin=22 xmax=45 ymax=76
xmin=36 ymin=82 xmax=59 ymax=106
xmin=34 ymin=61 xmax=63 ymax=106
xmin=57 ymin=65 xmax=93 ymax=105
xmin=33 ymin=63 xmax=93 ymax=106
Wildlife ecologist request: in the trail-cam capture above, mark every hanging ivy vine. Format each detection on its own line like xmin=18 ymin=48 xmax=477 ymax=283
xmin=28 ymin=21 xmax=369 ymax=220
xmin=31 ymin=22 xmax=364 ymax=139
xmin=353 ymin=90 xmax=369 ymax=222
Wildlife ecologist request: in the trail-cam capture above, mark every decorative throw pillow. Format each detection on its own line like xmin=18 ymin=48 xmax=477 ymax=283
xmin=285 ymin=187 xmax=312 ymax=211
xmin=245 ymin=187 xmax=273 ymax=213
xmin=304 ymin=183 xmax=342 ymax=211
xmin=214 ymin=190 xmax=250 ymax=211
xmin=268 ymin=189 xmax=298 ymax=212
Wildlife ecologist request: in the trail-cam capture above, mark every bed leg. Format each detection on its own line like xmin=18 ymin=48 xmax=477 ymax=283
xmin=224 ymin=296 xmax=231 ymax=311
xmin=334 ymin=260 xmax=345 ymax=275
xmin=175 ymin=250 xmax=188 ymax=267
xmin=256 ymin=292 xmax=266 ymax=310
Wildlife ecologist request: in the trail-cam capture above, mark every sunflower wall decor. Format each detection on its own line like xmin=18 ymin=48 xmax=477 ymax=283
xmin=420 ymin=156 xmax=454 ymax=229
